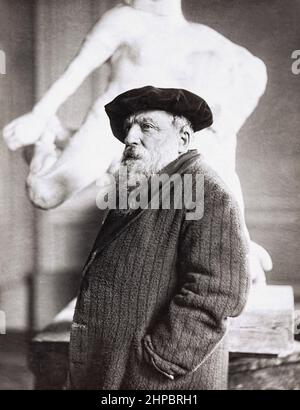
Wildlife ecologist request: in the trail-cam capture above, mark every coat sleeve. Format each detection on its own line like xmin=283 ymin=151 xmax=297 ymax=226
xmin=142 ymin=177 xmax=250 ymax=380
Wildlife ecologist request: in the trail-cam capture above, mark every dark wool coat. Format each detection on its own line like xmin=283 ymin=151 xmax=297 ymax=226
xmin=67 ymin=149 xmax=250 ymax=390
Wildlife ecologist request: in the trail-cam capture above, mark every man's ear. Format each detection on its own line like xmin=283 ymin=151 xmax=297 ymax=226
xmin=178 ymin=126 xmax=191 ymax=154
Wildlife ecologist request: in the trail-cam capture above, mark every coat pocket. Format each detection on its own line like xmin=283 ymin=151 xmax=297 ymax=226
xmin=142 ymin=334 xmax=189 ymax=379
xmin=121 ymin=334 xmax=184 ymax=390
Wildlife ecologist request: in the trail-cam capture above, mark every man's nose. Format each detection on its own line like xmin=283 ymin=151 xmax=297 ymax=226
xmin=124 ymin=124 xmax=142 ymax=145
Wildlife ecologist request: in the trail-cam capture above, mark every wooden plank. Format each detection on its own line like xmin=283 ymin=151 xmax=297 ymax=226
xmin=229 ymin=341 xmax=300 ymax=390
xmin=229 ymin=285 xmax=294 ymax=355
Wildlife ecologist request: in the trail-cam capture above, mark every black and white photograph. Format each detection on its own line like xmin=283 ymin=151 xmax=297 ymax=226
xmin=0 ymin=0 xmax=299 ymax=393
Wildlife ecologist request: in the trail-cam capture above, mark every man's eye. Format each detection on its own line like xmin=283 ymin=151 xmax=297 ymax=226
xmin=141 ymin=123 xmax=152 ymax=130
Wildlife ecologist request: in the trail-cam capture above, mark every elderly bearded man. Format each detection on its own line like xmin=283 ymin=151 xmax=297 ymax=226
xmin=67 ymin=86 xmax=250 ymax=390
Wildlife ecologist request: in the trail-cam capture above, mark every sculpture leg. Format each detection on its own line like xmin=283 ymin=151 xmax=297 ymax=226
xmin=224 ymin=169 xmax=272 ymax=284
xmin=26 ymin=108 xmax=123 ymax=209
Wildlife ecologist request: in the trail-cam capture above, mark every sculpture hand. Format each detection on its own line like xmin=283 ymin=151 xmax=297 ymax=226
xmin=249 ymin=241 xmax=273 ymax=285
xmin=2 ymin=111 xmax=49 ymax=150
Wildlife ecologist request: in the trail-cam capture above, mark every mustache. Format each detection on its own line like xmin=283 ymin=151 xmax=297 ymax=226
xmin=123 ymin=144 xmax=144 ymax=160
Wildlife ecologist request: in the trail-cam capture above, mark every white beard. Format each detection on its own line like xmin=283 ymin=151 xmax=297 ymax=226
xmin=106 ymin=149 xmax=164 ymax=215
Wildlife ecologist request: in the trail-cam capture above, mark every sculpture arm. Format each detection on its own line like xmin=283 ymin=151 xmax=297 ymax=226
xmin=33 ymin=5 xmax=133 ymax=119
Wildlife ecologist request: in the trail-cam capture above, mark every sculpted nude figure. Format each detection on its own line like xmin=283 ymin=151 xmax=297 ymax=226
xmin=2 ymin=0 xmax=272 ymax=282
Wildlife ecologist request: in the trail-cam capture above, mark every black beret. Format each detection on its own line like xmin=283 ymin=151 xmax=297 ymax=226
xmin=104 ymin=86 xmax=213 ymax=143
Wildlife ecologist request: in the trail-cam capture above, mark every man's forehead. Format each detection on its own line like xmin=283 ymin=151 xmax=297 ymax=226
xmin=125 ymin=110 xmax=173 ymax=124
